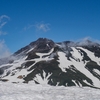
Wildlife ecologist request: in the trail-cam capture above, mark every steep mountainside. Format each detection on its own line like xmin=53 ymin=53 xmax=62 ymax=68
xmin=0 ymin=38 xmax=100 ymax=88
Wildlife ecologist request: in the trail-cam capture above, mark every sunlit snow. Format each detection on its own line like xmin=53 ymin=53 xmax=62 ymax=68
xmin=77 ymin=47 xmax=100 ymax=66
xmin=57 ymin=47 xmax=100 ymax=88
xmin=0 ymin=82 xmax=100 ymax=100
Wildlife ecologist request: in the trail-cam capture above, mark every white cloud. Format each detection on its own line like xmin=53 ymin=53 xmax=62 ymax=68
xmin=0 ymin=22 xmax=7 ymax=29
xmin=35 ymin=22 xmax=50 ymax=32
xmin=0 ymin=15 xmax=11 ymax=58
xmin=0 ymin=40 xmax=11 ymax=58
xmin=75 ymin=37 xmax=91 ymax=42
xmin=0 ymin=15 xmax=10 ymax=35
xmin=0 ymin=15 xmax=10 ymax=22
xmin=23 ymin=22 xmax=50 ymax=33
xmin=74 ymin=37 xmax=100 ymax=46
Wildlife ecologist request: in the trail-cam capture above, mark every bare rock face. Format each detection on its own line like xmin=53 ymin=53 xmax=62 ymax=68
xmin=14 ymin=38 xmax=55 ymax=56
xmin=30 ymin=38 xmax=55 ymax=52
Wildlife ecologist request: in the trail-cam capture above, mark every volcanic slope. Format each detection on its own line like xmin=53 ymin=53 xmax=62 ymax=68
xmin=0 ymin=38 xmax=100 ymax=88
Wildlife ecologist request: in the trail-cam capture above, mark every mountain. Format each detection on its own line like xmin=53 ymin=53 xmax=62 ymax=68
xmin=0 ymin=38 xmax=100 ymax=88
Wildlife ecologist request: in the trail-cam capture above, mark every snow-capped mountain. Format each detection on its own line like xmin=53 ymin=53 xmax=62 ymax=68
xmin=0 ymin=38 xmax=100 ymax=88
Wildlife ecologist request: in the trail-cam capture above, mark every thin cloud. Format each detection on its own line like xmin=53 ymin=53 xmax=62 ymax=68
xmin=0 ymin=22 xmax=7 ymax=29
xmin=76 ymin=37 xmax=92 ymax=46
xmin=23 ymin=24 xmax=34 ymax=31
xmin=0 ymin=40 xmax=11 ymax=58
xmin=35 ymin=22 xmax=50 ymax=32
xmin=74 ymin=37 xmax=100 ymax=46
xmin=76 ymin=37 xmax=91 ymax=44
xmin=0 ymin=15 xmax=10 ymax=35
xmin=23 ymin=22 xmax=50 ymax=33
xmin=0 ymin=15 xmax=10 ymax=22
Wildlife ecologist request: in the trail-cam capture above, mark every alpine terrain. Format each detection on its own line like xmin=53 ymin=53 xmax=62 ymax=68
xmin=0 ymin=38 xmax=100 ymax=88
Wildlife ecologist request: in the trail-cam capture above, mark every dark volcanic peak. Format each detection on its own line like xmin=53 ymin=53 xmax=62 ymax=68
xmin=30 ymin=38 xmax=55 ymax=51
xmin=14 ymin=38 xmax=55 ymax=56
xmin=28 ymin=38 xmax=55 ymax=53
xmin=29 ymin=38 xmax=54 ymax=46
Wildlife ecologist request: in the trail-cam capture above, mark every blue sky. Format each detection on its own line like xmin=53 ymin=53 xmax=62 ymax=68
xmin=0 ymin=0 xmax=100 ymax=56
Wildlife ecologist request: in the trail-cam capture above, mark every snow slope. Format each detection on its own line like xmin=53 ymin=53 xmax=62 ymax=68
xmin=0 ymin=82 xmax=100 ymax=100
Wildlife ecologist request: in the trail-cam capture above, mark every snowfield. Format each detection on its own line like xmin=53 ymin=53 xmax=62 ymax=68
xmin=0 ymin=82 xmax=100 ymax=100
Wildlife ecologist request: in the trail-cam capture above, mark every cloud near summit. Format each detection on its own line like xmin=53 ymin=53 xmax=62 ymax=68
xmin=0 ymin=40 xmax=11 ymax=58
xmin=35 ymin=22 xmax=50 ymax=32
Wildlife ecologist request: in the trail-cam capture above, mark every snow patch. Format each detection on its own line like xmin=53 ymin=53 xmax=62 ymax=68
xmin=77 ymin=47 xmax=100 ymax=66
xmin=57 ymin=52 xmax=69 ymax=72
xmin=34 ymin=71 xmax=51 ymax=84
xmin=93 ymin=69 xmax=100 ymax=75
xmin=57 ymin=47 xmax=100 ymax=88
xmin=36 ymin=48 xmax=54 ymax=58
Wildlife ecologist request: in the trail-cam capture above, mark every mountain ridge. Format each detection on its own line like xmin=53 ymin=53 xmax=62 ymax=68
xmin=0 ymin=38 xmax=100 ymax=88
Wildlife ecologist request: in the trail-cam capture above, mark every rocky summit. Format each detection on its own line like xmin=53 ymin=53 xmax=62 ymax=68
xmin=0 ymin=38 xmax=100 ymax=88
